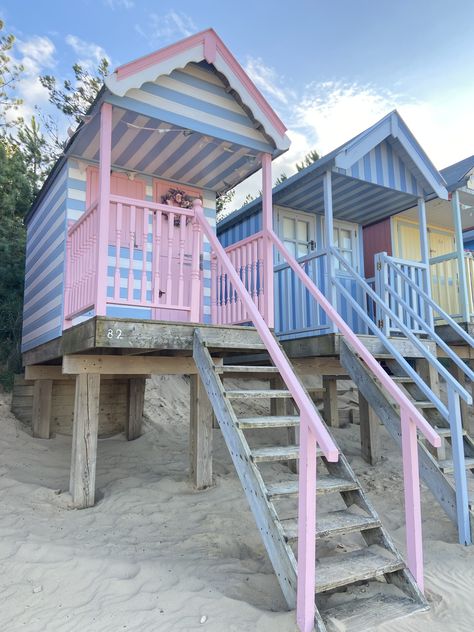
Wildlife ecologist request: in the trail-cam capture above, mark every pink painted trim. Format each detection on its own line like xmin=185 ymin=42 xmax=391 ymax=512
xmin=109 ymin=194 xmax=195 ymax=217
xmin=203 ymin=31 xmax=217 ymax=63
xmin=224 ymin=230 xmax=264 ymax=253
xmin=262 ymin=153 xmax=274 ymax=329
xmin=95 ymin=103 xmax=113 ymax=316
xmin=113 ymin=28 xmax=287 ymax=137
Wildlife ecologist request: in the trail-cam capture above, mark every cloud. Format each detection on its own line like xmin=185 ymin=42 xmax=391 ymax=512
xmin=135 ymin=11 xmax=197 ymax=46
xmin=104 ymin=0 xmax=134 ymax=8
xmin=245 ymin=56 xmax=294 ymax=106
xmin=11 ymin=35 xmax=56 ymax=120
xmin=65 ymin=35 xmax=110 ymax=70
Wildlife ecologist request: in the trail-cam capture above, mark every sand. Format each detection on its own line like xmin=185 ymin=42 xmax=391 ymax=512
xmin=0 ymin=375 xmax=473 ymax=632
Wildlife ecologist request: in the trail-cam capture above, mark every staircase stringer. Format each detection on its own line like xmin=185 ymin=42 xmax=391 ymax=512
xmin=340 ymin=340 xmax=474 ymax=535
xmin=192 ymin=329 xmax=298 ymax=608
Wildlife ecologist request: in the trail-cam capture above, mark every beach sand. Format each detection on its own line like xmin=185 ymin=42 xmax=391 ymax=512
xmin=0 ymin=375 xmax=472 ymax=631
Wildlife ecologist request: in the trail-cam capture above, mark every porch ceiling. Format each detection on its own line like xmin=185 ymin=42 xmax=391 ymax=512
xmin=69 ymin=105 xmax=261 ymax=193
xmin=272 ymin=170 xmax=418 ymax=225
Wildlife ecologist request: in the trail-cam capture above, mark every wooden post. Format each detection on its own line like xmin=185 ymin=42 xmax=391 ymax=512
xmin=70 ymin=373 xmax=100 ymax=508
xmin=32 ymin=379 xmax=53 ymax=439
xmin=189 ymin=373 xmax=213 ymax=489
xmin=261 ymin=152 xmax=274 ymax=328
xmin=452 ymin=190 xmax=470 ymax=323
xmin=127 ymin=378 xmax=146 ymax=440
xmin=323 ymin=375 xmax=339 ymax=428
xmin=417 ymin=197 xmax=434 ymax=330
xmin=95 ymin=102 xmax=113 ymax=316
xmin=358 ymin=393 xmax=380 ymax=465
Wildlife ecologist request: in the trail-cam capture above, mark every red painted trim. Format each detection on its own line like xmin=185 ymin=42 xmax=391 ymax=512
xmin=113 ymin=28 xmax=287 ymax=138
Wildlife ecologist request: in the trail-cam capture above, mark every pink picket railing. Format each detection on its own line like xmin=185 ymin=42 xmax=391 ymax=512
xmin=212 ymin=231 xmax=266 ymax=325
xmin=64 ymin=195 xmax=202 ymax=324
xmin=64 ymin=201 xmax=99 ymax=322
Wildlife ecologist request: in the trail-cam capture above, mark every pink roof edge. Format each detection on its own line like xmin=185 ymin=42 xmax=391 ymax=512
xmin=113 ymin=28 xmax=288 ymax=138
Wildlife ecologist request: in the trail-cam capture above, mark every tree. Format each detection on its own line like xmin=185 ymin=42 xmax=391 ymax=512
xmin=296 ymin=149 xmax=319 ymax=172
xmin=15 ymin=115 xmax=52 ymax=194
xmin=0 ymin=20 xmax=23 ymax=130
xmin=0 ymin=139 xmax=33 ymax=388
xmin=40 ymin=58 xmax=110 ymax=125
xmin=274 ymin=172 xmax=287 ymax=186
xmin=216 ymin=188 xmax=235 ymax=216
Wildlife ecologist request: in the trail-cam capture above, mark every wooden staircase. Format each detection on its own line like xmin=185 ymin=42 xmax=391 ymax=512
xmin=340 ymin=341 xmax=474 ymax=532
xmin=193 ymin=328 xmax=428 ymax=632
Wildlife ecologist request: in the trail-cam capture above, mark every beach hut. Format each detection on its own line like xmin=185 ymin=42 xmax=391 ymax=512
xmin=14 ymin=32 xmax=447 ymax=631
xmin=217 ymin=110 xmax=474 ymax=547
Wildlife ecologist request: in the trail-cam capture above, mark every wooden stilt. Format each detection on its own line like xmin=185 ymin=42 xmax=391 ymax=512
xmin=32 ymin=379 xmax=52 ymax=439
xmin=323 ymin=376 xmax=339 ymax=427
xmin=358 ymin=393 xmax=380 ymax=465
xmin=189 ymin=373 xmax=213 ymax=489
xmin=70 ymin=373 xmax=100 ymax=508
xmin=127 ymin=377 xmax=145 ymax=440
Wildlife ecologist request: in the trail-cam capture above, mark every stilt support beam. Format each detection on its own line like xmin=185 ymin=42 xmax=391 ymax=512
xmin=323 ymin=375 xmax=339 ymax=428
xmin=190 ymin=374 xmax=213 ymax=489
xmin=127 ymin=378 xmax=145 ymax=440
xmin=32 ymin=379 xmax=53 ymax=439
xmin=359 ymin=393 xmax=380 ymax=465
xmin=70 ymin=373 xmax=100 ymax=508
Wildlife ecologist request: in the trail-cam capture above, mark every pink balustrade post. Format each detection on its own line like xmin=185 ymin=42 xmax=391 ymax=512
xmin=401 ymin=409 xmax=424 ymax=590
xmin=114 ymin=203 xmax=122 ymax=301
xmin=141 ymin=208 xmax=149 ymax=304
xmin=95 ymin=102 xmax=113 ymax=316
xmin=190 ymin=199 xmax=203 ymax=322
xmin=296 ymin=415 xmax=317 ymax=632
xmin=211 ymin=255 xmax=218 ymax=324
xmin=152 ymin=210 xmax=162 ymax=307
xmin=262 ymin=152 xmax=274 ymax=328
xmin=63 ymin=230 xmax=72 ymax=329
xmin=128 ymin=205 xmax=136 ymax=302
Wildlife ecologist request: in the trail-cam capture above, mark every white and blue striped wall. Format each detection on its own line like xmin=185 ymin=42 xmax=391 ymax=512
xmin=22 ymin=163 xmax=69 ymax=352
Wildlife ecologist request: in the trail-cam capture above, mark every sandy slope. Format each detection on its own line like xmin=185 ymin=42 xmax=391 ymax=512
xmin=0 ymin=376 xmax=473 ymax=632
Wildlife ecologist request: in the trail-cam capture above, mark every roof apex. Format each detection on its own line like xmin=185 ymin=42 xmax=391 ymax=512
xmin=105 ymin=28 xmax=290 ymax=151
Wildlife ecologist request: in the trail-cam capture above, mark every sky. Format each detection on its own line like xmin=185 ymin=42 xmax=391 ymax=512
xmin=2 ymin=0 xmax=473 ymax=209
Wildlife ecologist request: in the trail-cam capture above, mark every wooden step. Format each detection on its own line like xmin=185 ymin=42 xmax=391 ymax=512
xmin=315 ymin=546 xmax=405 ymax=593
xmin=225 ymin=389 xmax=293 ymax=399
xmin=438 ymin=456 xmax=474 ymax=473
xmin=217 ymin=365 xmax=280 ymax=374
xmin=237 ymin=416 xmax=300 ymax=429
xmin=434 ymin=426 xmax=467 ymax=439
xmin=265 ymin=476 xmax=358 ymax=500
xmin=252 ymin=445 xmax=308 ymax=463
xmin=281 ymin=510 xmax=380 ymax=541
xmin=322 ymin=593 xmax=427 ymax=632
xmin=390 ymin=376 xmax=414 ymax=383
xmin=413 ymin=400 xmax=437 ymax=409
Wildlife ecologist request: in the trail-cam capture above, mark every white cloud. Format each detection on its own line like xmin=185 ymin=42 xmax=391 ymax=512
xmin=245 ymin=56 xmax=294 ymax=106
xmin=104 ymin=0 xmax=134 ymax=8
xmin=65 ymin=35 xmax=110 ymax=70
xmin=135 ymin=11 xmax=197 ymax=46
xmin=11 ymin=35 xmax=56 ymax=121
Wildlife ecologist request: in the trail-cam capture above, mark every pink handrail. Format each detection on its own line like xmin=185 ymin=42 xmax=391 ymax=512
xmin=268 ymin=228 xmax=441 ymax=595
xmin=194 ymin=200 xmax=337 ymax=632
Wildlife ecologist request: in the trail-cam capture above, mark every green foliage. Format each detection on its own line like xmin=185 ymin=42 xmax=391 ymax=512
xmin=0 ymin=20 xmax=23 ymax=129
xmin=40 ymin=58 xmax=110 ymax=124
xmin=216 ymin=188 xmax=235 ymax=216
xmin=296 ymin=149 xmax=320 ymax=172
xmin=0 ymin=139 xmax=33 ymax=388
xmin=14 ymin=115 xmax=53 ymax=194
xmin=274 ymin=172 xmax=287 ymax=185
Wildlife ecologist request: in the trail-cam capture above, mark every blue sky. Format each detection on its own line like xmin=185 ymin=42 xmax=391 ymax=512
xmin=3 ymin=0 xmax=473 ymax=206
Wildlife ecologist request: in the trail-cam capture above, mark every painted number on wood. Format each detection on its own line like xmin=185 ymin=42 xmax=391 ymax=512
xmin=107 ymin=328 xmax=123 ymax=339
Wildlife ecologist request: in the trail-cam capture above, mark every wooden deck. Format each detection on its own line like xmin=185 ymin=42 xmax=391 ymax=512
xmin=22 ymin=317 xmax=264 ymax=366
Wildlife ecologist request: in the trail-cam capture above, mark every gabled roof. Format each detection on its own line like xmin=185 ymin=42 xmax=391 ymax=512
xmin=441 ymin=155 xmax=474 ymax=191
xmin=105 ymin=28 xmax=290 ymax=152
xmin=218 ymin=110 xmax=448 ymax=232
